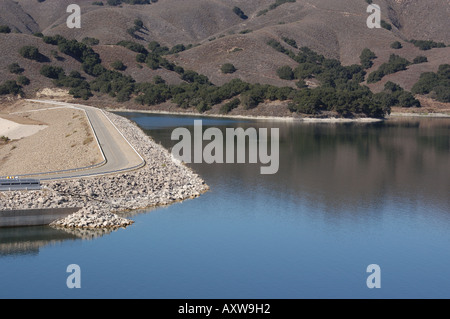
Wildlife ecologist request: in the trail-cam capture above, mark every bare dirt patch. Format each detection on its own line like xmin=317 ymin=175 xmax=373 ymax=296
xmin=0 ymin=101 xmax=104 ymax=176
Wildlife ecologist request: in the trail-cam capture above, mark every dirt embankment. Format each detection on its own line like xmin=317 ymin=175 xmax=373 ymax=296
xmin=390 ymin=96 xmax=450 ymax=116
xmin=0 ymin=99 xmax=103 ymax=176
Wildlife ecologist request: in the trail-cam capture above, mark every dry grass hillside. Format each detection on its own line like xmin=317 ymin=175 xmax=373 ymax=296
xmin=0 ymin=0 xmax=448 ymax=110
xmin=0 ymin=33 xmax=90 ymax=94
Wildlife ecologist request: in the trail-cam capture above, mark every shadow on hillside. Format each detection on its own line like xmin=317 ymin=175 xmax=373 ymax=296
xmin=36 ymin=53 xmax=51 ymax=63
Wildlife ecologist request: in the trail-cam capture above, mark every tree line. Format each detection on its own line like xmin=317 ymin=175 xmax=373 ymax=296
xmin=270 ymin=40 xmax=421 ymax=117
xmin=2 ymin=33 xmax=447 ymax=118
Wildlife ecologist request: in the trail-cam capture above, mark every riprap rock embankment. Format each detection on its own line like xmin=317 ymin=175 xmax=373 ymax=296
xmin=0 ymin=111 xmax=208 ymax=229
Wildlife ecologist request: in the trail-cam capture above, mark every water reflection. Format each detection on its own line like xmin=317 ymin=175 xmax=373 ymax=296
xmin=2 ymin=115 xmax=449 ymax=257
xmin=1 ymin=114 xmax=449 ymax=298
xmin=121 ymin=113 xmax=450 ymax=221
xmin=0 ymin=226 xmax=118 ymax=257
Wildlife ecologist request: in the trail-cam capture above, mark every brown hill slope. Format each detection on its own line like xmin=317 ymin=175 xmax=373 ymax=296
xmin=0 ymin=33 xmax=86 ymax=94
xmin=2 ymin=0 xmax=449 ymax=46
xmin=0 ymin=0 xmax=448 ymax=94
xmin=0 ymin=0 xmax=40 ymax=34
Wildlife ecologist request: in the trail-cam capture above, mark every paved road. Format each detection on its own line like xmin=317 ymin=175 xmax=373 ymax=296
xmin=22 ymin=100 xmax=145 ymax=180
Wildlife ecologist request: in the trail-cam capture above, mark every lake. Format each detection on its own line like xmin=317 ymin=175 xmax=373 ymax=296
xmin=0 ymin=114 xmax=449 ymax=299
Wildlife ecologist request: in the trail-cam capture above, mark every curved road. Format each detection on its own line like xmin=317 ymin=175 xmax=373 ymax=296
xmin=23 ymin=100 xmax=145 ymax=180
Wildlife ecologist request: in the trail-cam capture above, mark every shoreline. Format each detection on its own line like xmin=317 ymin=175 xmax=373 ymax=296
xmin=108 ymin=108 xmax=450 ymax=122
xmin=2 ymin=104 xmax=449 ymax=228
xmin=388 ymin=112 xmax=450 ymax=118
xmin=108 ymin=107 xmax=450 ymax=123
xmin=107 ymin=108 xmax=385 ymax=123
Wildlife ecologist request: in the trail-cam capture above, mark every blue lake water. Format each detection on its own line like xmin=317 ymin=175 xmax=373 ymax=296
xmin=0 ymin=114 xmax=449 ymax=299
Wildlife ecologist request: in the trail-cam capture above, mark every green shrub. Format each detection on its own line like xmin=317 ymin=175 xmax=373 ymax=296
xmin=412 ymin=64 xmax=450 ymax=102
xmin=381 ymin=20 xmax=392 ymax=31
xmin=19 ymin=46 xmax=40 ymax=60
xmin=221 ymin=63 xmax=237 ymax=74
xmin=107 ymin=0 xmax=121 ymax=5
xmin=196 ymin=101 xmax=211 ymax=113
xmin=391 ymin=41 xmax=402 ymax=49
xmin=413 ymin=56 xmax=428 ymax=64
xmin=17 ymin=75 xmax=30 ymax=86
xmin=296 ymin=79 xmax=307 ymax=88
xmin=232 ymin=7 xmax=248 ymax=19
xmin=117 ymin=40 xmax=148 ymax=54
xmin=410 ymin=39 xmax=446 ymax=51
xmin=433 ymin=86 xmax=450 ymax=103
xmin=277 ymin=66 xmax=294 ymax=80
xmin=0 ymin=80 xmax=23 ymax=96
xmin=40 ymin=65 xmax=65 ymax=79
xmin=8 ymin=63 xmax=24 ymax=74
xmin=169 ymin=44 xmax=186 ymax=54
xmin=375 ymin=81 xmax=420 ymax=108
xmin=111 ymin=60 xmax=127 ymax=71
xmin=220 ymin=98 xmax=240 ymax=114
xmin=153 ymin=76 xmax=165 ymax=84
xmin=360 ymin=48 xmax=377 ymax=69
xmin=282 ymin=37 xmax=298 ymax=49
xmin=0 ymin=25 xmax=11 ymax=33
xmin=82 ymin=37 xmax=100 ymax=46
xmin=136 ymin=53 xmax=146 ymax=63
xmin=134 ymin=18 xmax=144 ymax=29
xmin=367 ymin=54 xmax=410 ymax=83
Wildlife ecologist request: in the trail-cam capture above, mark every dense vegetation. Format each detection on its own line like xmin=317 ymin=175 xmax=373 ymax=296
xmin=42 ymin=34 xmax=104 ymax=76
xmin=282 ymin=37 xmax=298 ymax=49
xmin=19 ymin=46 xmax=42 ymax=61
xmin=0 ymin=80 xmax=23 ymax=96
xmin=374 ymin=81 xmax=420 ymax=108
xmin=360 ymin=48 xmax=377 ymax=69
xmin=271 ymin=39 xmax=425 ymax=116
xmin=410 ymin=39 xmax=447 ymax=51
xmin=269 ymin=40 xmax=403 ymax=117
xmin=413 ymin=56 xmax=428 ymax=64
xmin=220 ymin=98 xmax=240 ymax=114
xmin=367 ymin=54 xmax=411 ymax=83
xmin=411 ymin=64 xmax=450 ymax=102
xmin=3 ymin=30 xmax=442 ymax=119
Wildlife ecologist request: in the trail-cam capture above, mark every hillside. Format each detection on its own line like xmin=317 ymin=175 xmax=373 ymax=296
xmin=0 ymin=0 xmax=449 ymax=117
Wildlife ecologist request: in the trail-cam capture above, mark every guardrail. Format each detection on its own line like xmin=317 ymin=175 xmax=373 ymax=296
xmin=0 ymin=179 xmax=41 ymax=191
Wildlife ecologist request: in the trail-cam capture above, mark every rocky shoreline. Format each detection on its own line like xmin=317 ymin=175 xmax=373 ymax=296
xmin=0 ymin=110 xmax=209 ymax=229
xmin=110 ymin=108 xmax=385 ymax=123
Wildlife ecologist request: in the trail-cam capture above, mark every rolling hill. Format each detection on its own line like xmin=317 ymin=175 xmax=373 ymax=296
xmin=0 ymin=0 xmax=449 ymax=116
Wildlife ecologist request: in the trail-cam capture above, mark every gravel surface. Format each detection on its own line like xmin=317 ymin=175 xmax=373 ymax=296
xmin=0 ymin=107 xmax=103 ymax=176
